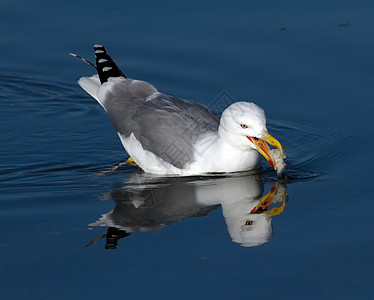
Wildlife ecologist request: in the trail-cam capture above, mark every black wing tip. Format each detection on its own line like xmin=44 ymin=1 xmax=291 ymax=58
xmin=94 ymin=44 xmax=126 ymax=83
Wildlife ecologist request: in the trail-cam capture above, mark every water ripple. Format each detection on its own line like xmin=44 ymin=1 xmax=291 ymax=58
xmin=266 ymin=112 xmax=356 ymax=181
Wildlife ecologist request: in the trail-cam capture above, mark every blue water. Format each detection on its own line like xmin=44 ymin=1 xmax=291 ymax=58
xmin=1 ymin=0 xmax=374 ymax=299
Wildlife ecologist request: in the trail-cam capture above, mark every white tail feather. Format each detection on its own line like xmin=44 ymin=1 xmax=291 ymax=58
xmin=77 ymin=75 xmax=104 ymax=108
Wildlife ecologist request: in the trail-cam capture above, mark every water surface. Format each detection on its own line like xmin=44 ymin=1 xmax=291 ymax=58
xmin=1 ymin=0 xmax=374 ymax=299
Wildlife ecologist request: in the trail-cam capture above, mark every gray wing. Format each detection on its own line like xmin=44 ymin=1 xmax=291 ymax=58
xmin=133 ymin=94 xmax=219 ymax=168
xmin=101 ymin=79 xmax=219 ymax=169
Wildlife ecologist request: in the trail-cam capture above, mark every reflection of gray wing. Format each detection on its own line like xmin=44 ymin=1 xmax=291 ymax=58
xmin=101 ymin=179 xmax=219 ymax=232
xmin=102 ymin=79 xmax=219 ymax=169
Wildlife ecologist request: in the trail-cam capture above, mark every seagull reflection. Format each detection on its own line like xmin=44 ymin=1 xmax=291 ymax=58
xmin=86 ymin=171 xmax=288 ymax=249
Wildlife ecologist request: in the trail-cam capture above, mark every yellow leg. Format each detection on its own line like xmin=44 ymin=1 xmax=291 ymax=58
xmin=124 ymin=157 xmax=136 ymax=166
xmin=94 ymin=157 xmax=137 ymax=176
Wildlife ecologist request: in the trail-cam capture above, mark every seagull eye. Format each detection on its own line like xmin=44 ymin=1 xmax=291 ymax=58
xmin=240 ymin=124 xmax=248 ymax=129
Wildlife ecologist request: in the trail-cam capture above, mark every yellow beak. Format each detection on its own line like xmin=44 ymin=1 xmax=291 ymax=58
xmin=247 ymin=132 xmax=283 ymax=170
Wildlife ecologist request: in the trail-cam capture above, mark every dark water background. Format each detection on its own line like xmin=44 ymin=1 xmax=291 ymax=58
xmin=1 ymin=0 xmax=374 ymax=299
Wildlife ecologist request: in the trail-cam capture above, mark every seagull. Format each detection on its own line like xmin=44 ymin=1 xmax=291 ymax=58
xmin=71 ymin=45 xmax=285 ymax=175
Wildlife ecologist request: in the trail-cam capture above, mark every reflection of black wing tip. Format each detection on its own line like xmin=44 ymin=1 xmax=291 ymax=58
xmin=94 ymin=44 xmax=126 ymax=84
xmin=105 ymin=227 xmax=131 ymax=250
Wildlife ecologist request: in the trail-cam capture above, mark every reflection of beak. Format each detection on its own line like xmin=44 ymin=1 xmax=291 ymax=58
xmin=250 ymin=185 xmax=277 ymax=214
xmin=250 ymin=184 xmax=287 ymax=217
xmin=247 ymin=132 xmax=283 ymax=170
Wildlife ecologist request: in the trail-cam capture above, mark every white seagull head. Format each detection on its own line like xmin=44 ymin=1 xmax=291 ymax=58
xmin=219 ymin=102 xmax=284 ymax=170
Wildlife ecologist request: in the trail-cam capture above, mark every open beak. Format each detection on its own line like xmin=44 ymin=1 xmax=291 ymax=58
xmin=247 ymin=132 xmax=283 ymax=170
